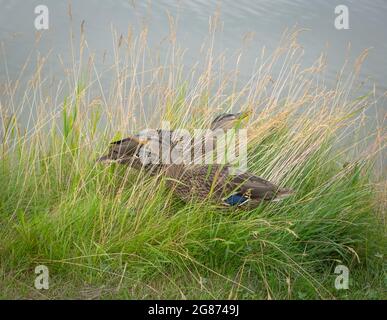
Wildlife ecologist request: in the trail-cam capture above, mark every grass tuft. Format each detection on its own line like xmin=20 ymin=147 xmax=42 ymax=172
xmin=0 ymin=26 xmax=385 ymax=299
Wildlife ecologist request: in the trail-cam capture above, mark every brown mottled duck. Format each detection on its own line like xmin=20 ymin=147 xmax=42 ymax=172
xmin=97 ymin=111 xmax=251 ymax=171
xmin=163 ymin=164 xmax=294 ymax=208
xmin=98 ymin=141 xmax=293 ymax=209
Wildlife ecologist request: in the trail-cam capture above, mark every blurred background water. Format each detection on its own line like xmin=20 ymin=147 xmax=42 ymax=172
xmin=0 ymin=0 xmax=386 ymax=166
xmin=1 ymin=0 xmax=386 ymax=87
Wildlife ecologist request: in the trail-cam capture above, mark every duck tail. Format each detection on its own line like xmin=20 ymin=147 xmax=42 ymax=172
xmin=272 ymin=188 xmax=294 ymax=202
xmin=96 ymin=152 xmax=130 ymax=164
xmin=96 ymin=141 xmax=127 ymax=164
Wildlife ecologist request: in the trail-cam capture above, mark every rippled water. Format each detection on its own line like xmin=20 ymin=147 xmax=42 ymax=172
xmin=1 ymin=0 xmax=386 ymax=119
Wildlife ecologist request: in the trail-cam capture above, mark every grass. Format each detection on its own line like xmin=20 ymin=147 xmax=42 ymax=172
xmin=0 ymin=22 xmax=386 ymax=299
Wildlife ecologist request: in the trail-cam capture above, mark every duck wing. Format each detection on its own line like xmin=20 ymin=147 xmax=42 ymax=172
xmin=98 ymin=130 xmax=170 ymax=162
xmin=224 ymin=170 xmax=293 ymax=201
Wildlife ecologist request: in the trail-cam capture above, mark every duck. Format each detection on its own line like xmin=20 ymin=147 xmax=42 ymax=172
xmin=163 ymin=164 xmax=294 ymax=209
xmin=98 ymin=138 xmax=294 ymax=208
xmin=97 ymin=110 xmax=294 ymax=208
xmin=97 ymin=111 xmax=251 ymax=170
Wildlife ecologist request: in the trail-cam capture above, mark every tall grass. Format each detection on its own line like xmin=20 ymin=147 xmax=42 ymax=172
xmin=0 ymin=20 xmax=385 ymax=299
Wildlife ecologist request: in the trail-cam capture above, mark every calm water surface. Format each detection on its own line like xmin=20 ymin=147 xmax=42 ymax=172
xmin=0 ymin=0 xmax=386 ymax=135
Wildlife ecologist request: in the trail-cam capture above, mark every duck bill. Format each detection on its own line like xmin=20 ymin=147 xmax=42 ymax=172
xmin=237 ymin=110 xmax=252 ymax=120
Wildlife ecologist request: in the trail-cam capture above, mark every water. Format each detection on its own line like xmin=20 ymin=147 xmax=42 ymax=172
xmin=0 ymin=1 xmax=386 ymax=140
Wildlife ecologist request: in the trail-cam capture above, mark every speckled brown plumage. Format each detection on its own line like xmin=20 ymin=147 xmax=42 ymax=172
xmin=163 ymin=164 xmax=293 ymax=208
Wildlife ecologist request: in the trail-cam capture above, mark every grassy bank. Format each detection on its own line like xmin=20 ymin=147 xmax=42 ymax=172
xmin=0 ymin=27 xmax=385 ymax=299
